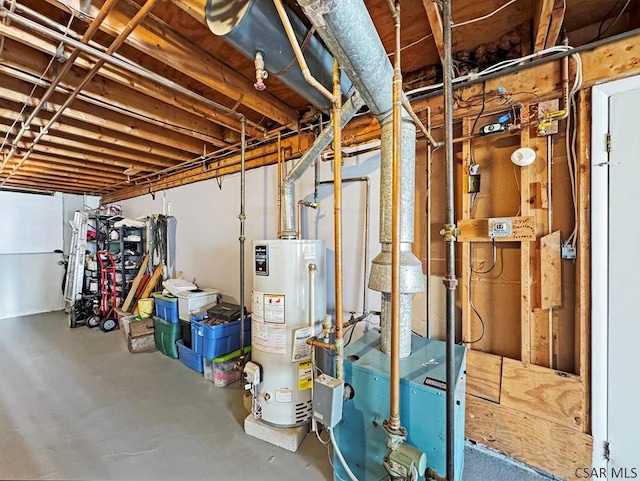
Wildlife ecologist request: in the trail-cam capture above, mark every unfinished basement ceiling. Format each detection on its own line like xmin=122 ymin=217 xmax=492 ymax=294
xmin=0 ymin=0 xmax=637 ymax=196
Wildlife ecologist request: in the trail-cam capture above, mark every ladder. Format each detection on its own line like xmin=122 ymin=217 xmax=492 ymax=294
xmin=64 ymin=211 xmax=89 ymax=307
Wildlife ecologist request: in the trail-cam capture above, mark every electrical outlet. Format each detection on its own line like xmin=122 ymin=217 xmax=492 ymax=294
xmin=467 ymin=174 xmax=481 ymax=193
xmin=488 ymin=217 xmax=512 ymax=238
xmin=561 ymin=243 xmax=577 ymax=260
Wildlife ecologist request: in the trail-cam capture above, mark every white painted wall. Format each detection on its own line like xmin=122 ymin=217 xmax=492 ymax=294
xmin=0 ymin=193 xmax=100 ymax=320
xmin=119 ymin=150 xmax=384 ymax=317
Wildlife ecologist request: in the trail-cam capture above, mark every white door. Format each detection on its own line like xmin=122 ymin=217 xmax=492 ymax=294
xmin=607 ymin=87 xmax=640 ymax=471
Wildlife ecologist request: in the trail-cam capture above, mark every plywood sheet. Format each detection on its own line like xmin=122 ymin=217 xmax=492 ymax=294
xmin=466 ymin=395 xmax=593 ymax=480
xmin=500 ymin=358 xmax=583 ymax=430
xmin=466 ymin=350 xmax=502 ymax=403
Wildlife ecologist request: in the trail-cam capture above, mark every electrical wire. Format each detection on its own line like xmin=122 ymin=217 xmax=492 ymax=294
xmin=453 ymin=0 xmax=519 ymax=28
xmin=592 ymin=0 xmax=631 ymax=42
xmin=470 ymin=239 xmax=497 ymax=274
xmin=406 ymin=45 xmax=577 ymax=98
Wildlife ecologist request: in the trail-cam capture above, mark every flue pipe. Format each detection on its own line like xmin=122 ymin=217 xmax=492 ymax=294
xmin=331 ymin=59 xmax=345 ymax=381
xmin=0 ymin=8 xmax=265 ymax=135
xmin=442 ymin=0 xmax=458 ymax=480
xmin=298 ymin=0 xmax=424 ymax=359
xmin=0 ymin=0 xmax=119 ymax=173
xmin=2 ymin=0 xmax=159 ymax=185
xmin=280 ymin=91 xmax=363 ymax=239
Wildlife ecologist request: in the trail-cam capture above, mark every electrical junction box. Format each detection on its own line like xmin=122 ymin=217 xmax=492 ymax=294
xmin=313 ymin=374 xmax=344 ymax=428
xmin=333 ymin=331 xmax=467 ymax=481
xmin=488 ymin=217 xmax=513 ymax=238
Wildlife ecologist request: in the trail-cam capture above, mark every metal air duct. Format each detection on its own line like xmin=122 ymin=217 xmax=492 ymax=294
xmin=298 ymin=0 xmax=424 ymax=357
xmin=206 ymin=0 xmax=351 ymax=111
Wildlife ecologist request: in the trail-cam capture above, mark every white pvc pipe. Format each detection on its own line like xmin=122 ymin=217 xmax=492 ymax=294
xmin=329 ymin=427 xmax=359 ymax=481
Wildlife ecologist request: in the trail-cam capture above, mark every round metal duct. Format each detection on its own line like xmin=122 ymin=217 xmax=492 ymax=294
xmin=206 ymin=0 xmax=351 ymax=111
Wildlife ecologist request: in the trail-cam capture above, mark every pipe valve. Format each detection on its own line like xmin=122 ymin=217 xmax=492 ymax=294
xmin=254 ymin=51 xmax=268 ymax=91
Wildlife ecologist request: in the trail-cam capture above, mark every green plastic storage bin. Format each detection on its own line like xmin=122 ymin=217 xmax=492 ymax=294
xmin=153 ymin=316 xmax=181 ymax=358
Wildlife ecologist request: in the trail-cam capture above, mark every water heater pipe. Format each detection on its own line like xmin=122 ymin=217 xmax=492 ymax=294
xmin=280 ymin=92 xmax=363 ymax=239
xmin=308 ymin=263 xmax=317 ymax=328
xmin=389 ymin=0 xmax=402 ymax=432
xmin=273 ymin=0 xmax=336 ymax=104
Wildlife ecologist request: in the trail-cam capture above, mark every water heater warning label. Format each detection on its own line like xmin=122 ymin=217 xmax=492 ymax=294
xmin=298 ymin=361 xmax=312 ymax=390
xmin=251 ymin=320 xmax=286 ymax=354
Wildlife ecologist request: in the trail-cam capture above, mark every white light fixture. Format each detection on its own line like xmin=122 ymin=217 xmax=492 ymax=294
xmin=510 ymin=147 xmax=536 ymax=167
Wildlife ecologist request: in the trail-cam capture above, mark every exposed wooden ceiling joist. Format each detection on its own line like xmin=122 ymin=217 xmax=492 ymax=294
xmin=422 ymin=0 xmax=444 ymax=63
xmin=534 ymin=0 xmax=566 ymax=51
xmin=43 ymin=0 xmax=299 ymax=125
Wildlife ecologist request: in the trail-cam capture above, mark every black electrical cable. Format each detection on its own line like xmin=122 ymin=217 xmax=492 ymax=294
xmin=470 ymin=81 xmax=487 ymax=135
xmin=593 ymin=0 xmax=631 ymax=42
xmin=463 ymin=239 xmax=497 ymax=345
xmin=470 ymin=238 xmax=497 ymax=274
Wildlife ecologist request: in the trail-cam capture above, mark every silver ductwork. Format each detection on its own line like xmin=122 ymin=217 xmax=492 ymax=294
xmin=280 ymin=91 xmax=364 ymax=239
xmin=206 ymin=0 xmax=351 ymax=111
xmin=299 ymin=0 xmax=424 ymax=357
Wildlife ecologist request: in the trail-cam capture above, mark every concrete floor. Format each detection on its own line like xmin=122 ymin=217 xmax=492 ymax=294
xmin=0 ymin=311 xmax=551 ymax=481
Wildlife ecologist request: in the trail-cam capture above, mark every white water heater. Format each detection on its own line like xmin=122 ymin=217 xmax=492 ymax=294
xmin=251 ymin=239 xmax=326 ymax=427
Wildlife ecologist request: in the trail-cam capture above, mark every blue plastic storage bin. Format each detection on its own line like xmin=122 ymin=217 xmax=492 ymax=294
xmin=192 ymin=316 xmax=251 ymax=359
xmin=176 ymin=339 xmax=204 ymax=373
xmin=153 ymin=293 xmax=179 ymax=323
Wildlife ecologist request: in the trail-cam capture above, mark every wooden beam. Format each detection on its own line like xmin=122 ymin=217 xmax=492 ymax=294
xmin=14 ymin=164 xmax=122 ymax=183
xmin=102 ymin=133 xmax=314 ymax=202
xmin=534 ymin=0 xmax=555 ymax=52
xmin=0 ymin=41 xmax=233 ymax=147
xmin=0 ymin=122 xmax=174 ymax=169
xmin=422 ymin=0 xmax=444 ymax=63
xmin=4 ymin=171 xmax=104 ymax=189
xmin=45 ymin=0 xmax=298 ymax=125
xmin=461 ymin=118 xmax=473 ymax=345
xmin=545 ymin=0 xmax=566 ymax=49
xmin=19 ymin=158 xmax=124 ymax=180
xmin=0 ymin=100 xmax=189 ymax=161
xmin=2 ymin=177 xmax=101 ymax=194
xmin=0 ymin=74 xmax=205 ymax=155
xmin=466 ymin=395 xmax=592 ymax=480
xmin=0 ymin=26 xmax=256 ymax=138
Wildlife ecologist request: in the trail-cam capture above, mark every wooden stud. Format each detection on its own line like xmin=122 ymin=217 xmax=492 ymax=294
xmin=461 ymin=118 xmax=472 ymax=345
xmin=519 ymin=116 xmax=532 ymax=364
xmin=576 ymin=90 xmax=591 ymax=433
xmin=541 ymin=230 xmax=562 ymax=309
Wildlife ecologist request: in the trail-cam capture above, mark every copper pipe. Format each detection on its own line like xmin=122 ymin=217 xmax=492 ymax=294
xmin=306 ymin=338 xmax=335 ymax=350
xmin=389 ymin=0 xmax=402 ymax=431
xmin=273 ymin=0 xmax=336 ymax=104
xmin=401 ymin=98 xmax=441 ymax=147
xmin=332 ymin=58 xmax=345 ymax=381
xmin=3 ymin=0 xmax=158 ymax=184
xmin=277 ymin=131 xmax=282 ymax=238
xmin=0 ymin=0 xmax=119 ymax=172
xmin=426 ymin=106 xmax=432 ymax=338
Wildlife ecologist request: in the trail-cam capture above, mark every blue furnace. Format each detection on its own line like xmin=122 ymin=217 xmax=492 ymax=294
xmin=333 ymin=330 xmax=467 ymax=480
